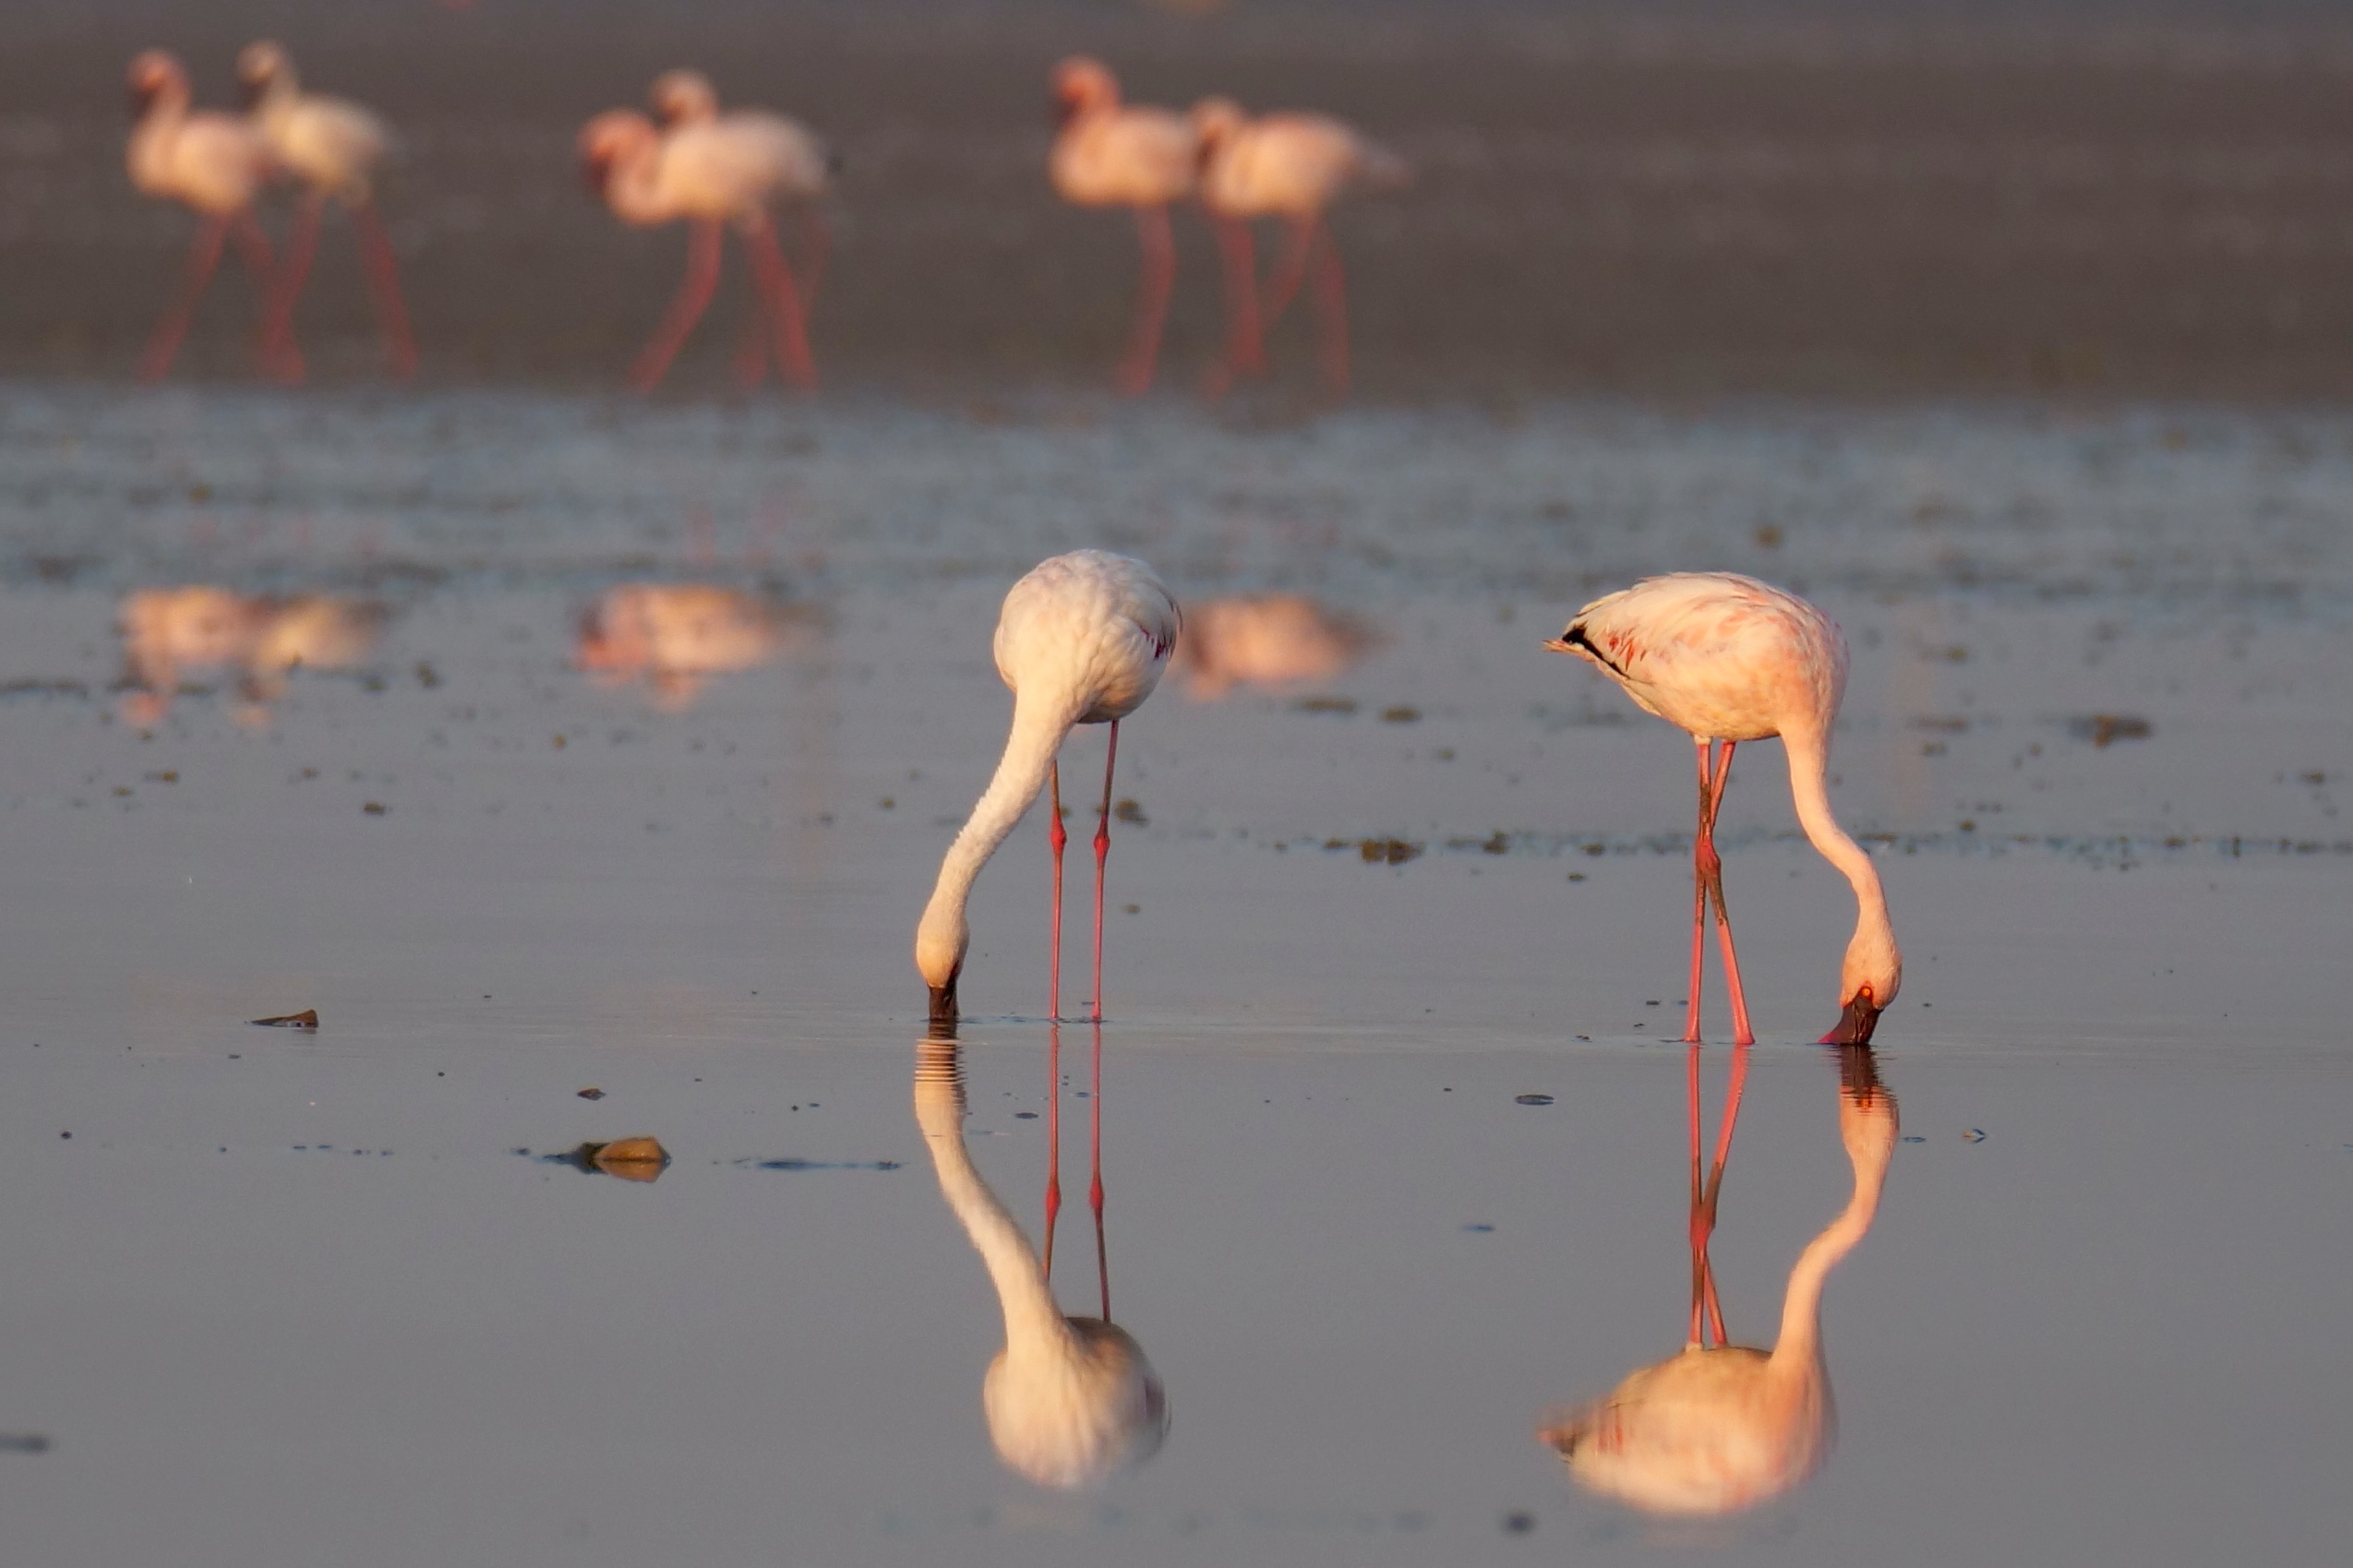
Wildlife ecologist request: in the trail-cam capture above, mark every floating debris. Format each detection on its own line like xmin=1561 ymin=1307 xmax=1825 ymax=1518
xmin=734 ymin=1157 xmax=902 ymax=1172
xmin=577 ymin=1086 xmax=606 ymax=1101
xmin=0 ymin=1434 xmax=51 ymax=1454
xmin=2071 ymin=713 xmax=2153 ymax=748
xmin=1113 ymin=798 xmax=1147 ymax=825
xmin=1514 ymin=1093 xmax=1555 ymax=1107
xmin=1902 ymin=1135 xmax=1927 ymax=1143
xmin=1292 ymin=694 xmax=1358 ymax=714
xmin=362 ymin=802 xmax=388 ymax=816
xmin=589 ymin=1136 xmax=668 ymax=1181
xmin=249 ymin=1009 xmax=318 ymax=1029
xmin=1462 ymin=1223 xmax=1495 ymax=1232
xmin=1358 ymin=837 xmax=1423 ymax=865
xmin=1962 ymin=1128 xmax=1987 ymax=1143
xmin=1380 ymin=705 xmax=1422 ymax=724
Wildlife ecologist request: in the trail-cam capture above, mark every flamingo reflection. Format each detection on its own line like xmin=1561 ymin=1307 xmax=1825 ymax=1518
xmin=1540 ymin=1046 xmax=1897 ymax=1515
xmin=573 ymin=583 xmax=810 ymax=710
xmin=913 ymin=1027 xmax=1168 ymax=1489
xmin=117 ymin=587 xmax=384 ymax=724
xmin=1170 ymin=593 xmax=1367 ymax=700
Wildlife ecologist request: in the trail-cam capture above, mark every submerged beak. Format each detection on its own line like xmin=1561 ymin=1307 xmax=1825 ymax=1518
xmin=1819 ymin=988 xmax=1881 ymax=1046
xmin=928 ymin=981 xmax=958 ymax=1026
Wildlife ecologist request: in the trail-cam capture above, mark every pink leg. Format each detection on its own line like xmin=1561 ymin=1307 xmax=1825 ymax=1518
xmin=1307 ymin=219 xmax=1350 ymax=396
xmin=351 ymin=197 xmax=420 ymax=380
xmin=797 ymin=206 xmax=832 ymax=309
xmin=1687 ymin=1044 xmax=1707 ymax=1344
xmin=1048 ymin=760 xmax=1066 ymax=1023
xmin=1114 ymin=206 xmax=1175 ymax=396
xmin=1042 ymin=1020 xmax=1062 ymax=1280
xmin=1701 ymin=742 xmax=1756 ymax=1046
xmin=742 ymin=218 xmax=816 ymax=390
xmin=1090 ymin=1018 xmax=1108 ymax=1320
xmin=1258 ymin=214 xmax=1318 ymax=335
xmin=227 ymin=210 xmax=299 ymax=383
xmin=629 ymin=219 xmax=724 ymax=393
xmin=259 ymin=193 xmax=324 ymax=383
xmin=1683 ymin=741 xmax=1711 ymax=1044
xmin=1209 ymin=213 xmax=1264 ymax=383
xmin=138 ymin=213 xmax=230 ymax=383
xmin=1089 ymin=720 xmax=1120 ymax=1023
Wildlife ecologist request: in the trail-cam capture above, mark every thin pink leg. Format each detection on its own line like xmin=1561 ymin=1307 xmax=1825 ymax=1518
xmin=1090 ymin=720 xmax=1120 ymax=1023
xmin=629 ymin=219 xmax=723 ymax=393
xmin=1687 ymin=1043 xmax=1707 ymax=1345
xmin=138 ymin=213 xmax=230 ymax=383
xmin=1042 ymin=1020 xmax=1062 ymax=1280
xmin=1700 ymin=1042 xmax=1749 ymax=1345
xmin=1683 ymin=740 xmax=1711 ymax=1044
xmin=351 ymin=197 xmax=420 ymax=380
xmin=1090 ymin=1018 xmax=1108 ymax=1320
xmin=1209 ymin=213 xmax=1264 ymax=383
xmin=797 ymin=206 xmax=832 ymax=309
xmin=260 ymin=193 xmax=324 ymax=382
xmin=1048 ymin=760 xmax=1066 ymax=1023
xmin=1307 ymin=219 xmax=1350 ymax=396
xmin=1258 ymin=213 xmax=1318 ymax=335
xmin=1114 ymin=206 xmax=1175 ymax=396
xmin=743 ymin=218 xmax=816 ymax=390
xmin=228 ymin=210 xmax=296 ymax=383
xmin=1702 ymin=742 xmax=1756 ymax=1047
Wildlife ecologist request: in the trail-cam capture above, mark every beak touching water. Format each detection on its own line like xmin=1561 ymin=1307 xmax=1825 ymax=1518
xmin=1819 ymin=987 xmax=1881 ymax=1046
xmin=928 ymin=980 xmax=958 ymax=1026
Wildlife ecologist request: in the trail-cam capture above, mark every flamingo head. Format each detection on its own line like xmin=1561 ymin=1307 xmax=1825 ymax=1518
xmin=916 ymin=903 xmax=966 ymax=1025
xmin=126 ymin=51 xmax=186 ymax=119
xmin=1188 ymin=96 xmax=1246 ymax=156
xmin=1050 ymin=56 xmax=1118 ymax=126
xmin=235 ymin=40 xmax=293 ymax=108
xmin=648 ymin=68 xmax=718 ymax=127
xmin=1822 ymin=928 xmax=1902 ymax=1046
xmin=577 ymin=111 xmax=655 ymax=197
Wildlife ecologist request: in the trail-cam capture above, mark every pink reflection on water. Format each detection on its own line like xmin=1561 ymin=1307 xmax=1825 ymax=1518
xmin=1170 ymin=592 xmax=1368 ymax=700
xmin=117 ymin=587 xmax=385 ymax=725
xmin=573 ymin=583 xmax=812 ymax=710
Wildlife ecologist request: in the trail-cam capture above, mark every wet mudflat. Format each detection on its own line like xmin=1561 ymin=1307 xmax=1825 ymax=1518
xmin=1 ymin=384 xmax=2350 ymax=1564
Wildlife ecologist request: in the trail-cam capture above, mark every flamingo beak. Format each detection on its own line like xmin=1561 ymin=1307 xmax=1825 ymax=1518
xmin=1819 ymin=988 xmax=1881 ymax=1046
xmin=1051 ymin=90 xmax=1079 ymax=130
xmin=128 ymin=78 xmax=160 ymax=117
xmin=928 ymin=980 xmax=958 ymax=1025
xmin=580 ymin=149 xmax=613 ymax=197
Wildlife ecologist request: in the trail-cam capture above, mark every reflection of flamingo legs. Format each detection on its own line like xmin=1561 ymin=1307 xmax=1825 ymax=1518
xmin=1091 ymin=1019 xmax=1109 ymax=1320
xmin=1043 ymin=1021 xmax=1063 ymax=1278
xmin=1685 ymin=739 xmax=1756 ymax=1046
xmin=1687 ymin=1042 xmax=1750 ymax=1347
xmin=1115 ymin=209 xmax=1175 ymax=397
xmin=630 ymin=218 xmax=725 ymax=392
xmin=1090 ymin=721 xmax=1122 ymax=1023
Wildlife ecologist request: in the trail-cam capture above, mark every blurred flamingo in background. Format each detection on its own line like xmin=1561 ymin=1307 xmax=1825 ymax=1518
xmin=117 ymin=587 xmax=385 ymax=726
xmin=916 ymin=551 xmax=1181 ymax=1024
xmin=1049 ymin=58 xmax=1198 ymax=396
xmin=1171 ymin=593 xmax=1368 ymax=699
xmin=646 ymin=70 xmax=834 ymax=321
xmin=237 ymin=41 xmax=417 ymax=381
xmin=1547 ymin=573 xmax=1902 ymax=1046
xmin=573 ymin=582 xmax=810 ymax=710
xmin=1192 ymin=97 xmax=1408 ymax=396
xmin=124 ymin=50 xmax=291 ymax=383
xmin=581 ymin=76 xmax=834 ymax=393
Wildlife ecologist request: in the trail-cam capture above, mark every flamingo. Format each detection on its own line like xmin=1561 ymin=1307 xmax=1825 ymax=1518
xmin=234 ymin=42 xmax=417 ymax=382
xmin=580 ymin=86 xmax=834 ymax=393
xmin=1049 ymin=57 xmax=1198 ymax=395
xmin=645 ymin=70 xmax=834 ymax=320
xmin=1539 ymin=1047 xmax=1898 ymax=1515
xmin=914 ymin=1028 xmax=1168 ymax=1489
xmin=117 ymin=587 xmax=384 ymax=726
xmin=1170 ymin=592 xmax=1368 ymax=700
xmin=124 ymin=50 xmax=290 ymax=383
xmin=573 ymin=582 xmax=809 ymax=710
xmin=916 ymin=551 xmax=1180 ymax=1024
xmin=1191 ymin=97 xmax=1409 ymax=397
xmin=1546 ymin=573 xmax=1901 ymax=1046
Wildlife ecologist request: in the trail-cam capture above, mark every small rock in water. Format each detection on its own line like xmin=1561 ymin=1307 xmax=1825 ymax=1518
xmin=577 ymin=1086 xmax=606 ymax=1101
xmin=1514 ymin=1093 xmax=1555 ymax=1107
xmin=249 ymin=1009 xmax=318 ymax=1029
xmin=1902 ymin=1135 xmax=1927 ymax=1143
xmin=1462 ymin=1222 xmax=1495 ymax=1232
xmin=1502 ymin=1510 xmax=1536 ymax=1535
xmin=588 ymin=1136 xmax=669 ymax=1181
xmin=2070 ymin=713 xmax=2153 ymax=748
xmin=1962 ymin=1128 xmax=1987 ymax=1143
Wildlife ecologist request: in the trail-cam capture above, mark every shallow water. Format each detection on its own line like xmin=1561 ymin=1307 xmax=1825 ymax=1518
xmin=1 ymin=384 xmax=2349 ymax=1564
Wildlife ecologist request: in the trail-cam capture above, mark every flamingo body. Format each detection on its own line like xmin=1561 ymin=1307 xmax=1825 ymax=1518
xmin=1549 ymin=573 xmax=1900 ymax=1043
xmin=917 ymin=551 xmax=1179 ymax=1022
xmin=1050 ymin=57 xmax=1195 ymax=393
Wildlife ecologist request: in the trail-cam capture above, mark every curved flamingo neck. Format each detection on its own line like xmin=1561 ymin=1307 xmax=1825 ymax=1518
xmin=1768 ymin=1129 xmax=1890 ymax=1373
xmin=602 ymin=135 xmax=673 ymax=225
xmin=1782 ymin=724 xmax=1893 ymax=966
xmin=918 ymin=689 xmax=1078 ymax=956
xmin=917 ymin=1086 xmax=1077 ymax=1356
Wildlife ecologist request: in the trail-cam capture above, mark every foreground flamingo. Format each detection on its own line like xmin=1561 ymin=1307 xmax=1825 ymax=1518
xmin=236 ymin=41 xmax=416 ymax=381
xmin=125 ymin=50 xmax=289 ymax=383
xmin=1049 ymin=58 xmax=1198 ymax=395
xmin=1548 ymin=573 xmax=1901 ymax=1045
xmin=914 ymin=1030 xmax=1168 ymax=1488
xmin=916 ymin=551 xmax=1180 ymax=1023
xmin=1540 ymin=1047 xmax=1898 ymax=1514
xmin=580 ymin=88 xmax=834 ymax=392
xmin=1192 ymin=97 xmax=1408 ymax=396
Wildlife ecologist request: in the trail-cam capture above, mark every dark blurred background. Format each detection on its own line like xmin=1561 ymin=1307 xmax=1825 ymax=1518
xmin=11 ymin=0 xmax=2353 ymax=397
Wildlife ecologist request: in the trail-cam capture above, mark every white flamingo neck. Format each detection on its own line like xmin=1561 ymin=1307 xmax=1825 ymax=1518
xmin=1781 ymin=724 xmax=1898 ymax=984
xmin=917 ymin=1087 xmax=1077 ymax=1353
xmin=917 ymin=688 xmax=1080 ymax=981
xmin=1769 ymin=1130 xmax=1891 ymax=1372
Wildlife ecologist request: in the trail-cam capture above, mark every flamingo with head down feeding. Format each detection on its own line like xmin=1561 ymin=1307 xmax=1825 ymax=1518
xmin=916 ymin=551 xmax=1179 ymax=1025
xmin=236 ymin=41 xmax=416 ymax=381
xmin=1191 ymin=97 xmax=1408 ymax=397
xmin=124 ymin=50 xmax=290 ymax=383
xmin=1548 ymin=572 xmax=1901 ymax=1046
xmin=581 ymin=80 xmax=834 ymax=392
xmin=1050 ymin=57 xmax=1198 ymax=396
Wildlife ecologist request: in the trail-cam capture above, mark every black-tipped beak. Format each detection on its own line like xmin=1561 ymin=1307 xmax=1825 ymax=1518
xmin=928 ymin=982 xmax=958 ymax=1026
xmin=1819 ymin=990 xmax=1881 ymax=1046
